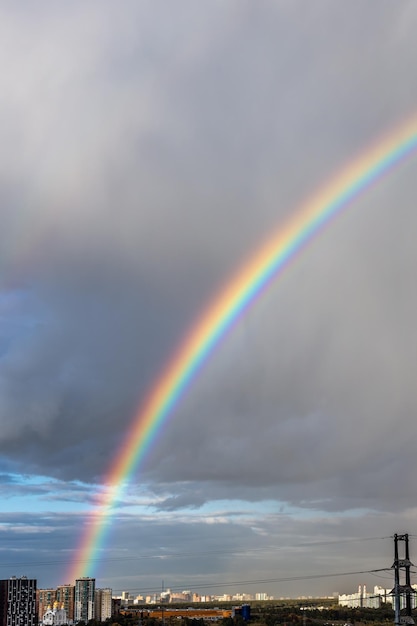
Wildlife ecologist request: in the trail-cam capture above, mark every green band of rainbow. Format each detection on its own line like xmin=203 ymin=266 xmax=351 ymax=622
xmin=65 ymin=115 xmax=417 ymax=583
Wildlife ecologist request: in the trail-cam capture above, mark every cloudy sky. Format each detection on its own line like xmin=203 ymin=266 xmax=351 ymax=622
xmin=1 ymin=1 xmax=417 ymax=599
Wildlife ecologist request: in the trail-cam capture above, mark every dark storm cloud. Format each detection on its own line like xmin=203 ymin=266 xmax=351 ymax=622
xmin=1 ymin=0 xmax=417 ymax=596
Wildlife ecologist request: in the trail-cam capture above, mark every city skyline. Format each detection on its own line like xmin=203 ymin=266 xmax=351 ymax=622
xmin=2 ymin=574 xmax=403 ymax=626
xmin=0 ymin=532 xmax=406 ymax=601
xmin=1 ymin=1 xmax=417 ymax=598
xmin=1 ymin=563 xmax=412 ymax=621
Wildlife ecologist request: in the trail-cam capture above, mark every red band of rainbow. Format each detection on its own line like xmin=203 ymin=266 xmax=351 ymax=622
xmin=65 ymin=115 xmax=417 ymax=583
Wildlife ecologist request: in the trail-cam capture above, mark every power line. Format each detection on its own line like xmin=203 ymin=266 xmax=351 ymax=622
xmin=0 ymin=536 xmax=390 ymax=570
xmin=108 ymin=568 xmax=391 ymax=595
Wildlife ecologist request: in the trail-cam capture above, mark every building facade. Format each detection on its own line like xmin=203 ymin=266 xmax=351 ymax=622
xmin=95 ymin=589 xmax=112 ymax=622
xmin=338 ymin=585 xmax=394 ymax=609
xmin=75 ymin=578 xmax=95 ymax=623
xmin=37 ymin=589 xmax=57 ymax=624
xmin=56 ymin=585 xmax=75 ymax=623
xmin=0 ymin=577 xmax=37 ymax=626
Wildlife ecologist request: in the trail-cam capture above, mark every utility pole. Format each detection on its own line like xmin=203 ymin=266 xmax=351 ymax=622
xmin=392 ymin=533 xmax=415 ymax=626
xmin=161 ymin=580 xmax=165 ymax=626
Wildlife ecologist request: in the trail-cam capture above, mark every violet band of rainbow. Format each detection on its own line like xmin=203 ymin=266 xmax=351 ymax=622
xmin=65 ymin=114 xmax=417 ymax=583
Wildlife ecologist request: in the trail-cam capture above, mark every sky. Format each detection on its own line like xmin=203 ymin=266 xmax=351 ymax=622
xmin=1 ymin=0 xmax=417 ymax=600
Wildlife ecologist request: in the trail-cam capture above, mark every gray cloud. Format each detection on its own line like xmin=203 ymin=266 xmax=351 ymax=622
xmin=0 ymin=0 xmax=417 ymax=596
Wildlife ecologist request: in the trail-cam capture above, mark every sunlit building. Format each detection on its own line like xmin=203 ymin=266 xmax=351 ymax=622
xmin=56 ymin=585 xmax=75 ymax=623
xmin=37 ymin=590 xmax=57 ymax=624
xmin=133 ymin=595 xmax=144 ymax=604
xmin=95 ymin=588 xmax=112 ymax=622
xmin=255 ymin=593 xmax=269 ymax=601
xmin=339 ymin=585 xmax=391 ymax=609
xmin=75 ymin=578 xmax=95 ymax=622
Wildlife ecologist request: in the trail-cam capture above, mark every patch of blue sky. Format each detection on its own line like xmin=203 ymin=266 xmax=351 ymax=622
xmin=0 ymin=472 xmax=97 ymax=514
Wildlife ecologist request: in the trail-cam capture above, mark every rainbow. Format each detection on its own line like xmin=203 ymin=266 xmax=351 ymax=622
xmin=66 ymin=115 xmax=417 ymax=582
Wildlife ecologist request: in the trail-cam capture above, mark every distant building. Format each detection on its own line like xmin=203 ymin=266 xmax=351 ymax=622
xmin=95 ymin=588 xmax=112 ymax=622
xmin=120 ymin=591 xmax=133 ymax=607
xmin=75 ymin=578 xmax=95 ymax=622
xmin=56 ymin=585 xmax=75 ymax=623
xmin=255 ymin=593 xmax=269 ymax=601
xmin=392 ymin=584 xmax=417 ymax=612
xmin=373 ymin=586 xmax=393 ymax=605
xmin=216 ymin=594 xmax=232 ymax=602
xmin=0 ymin=576 xmax=37 ymax=626
xmin=133 ymin=595 xmax=144 ymax=604
xmin=339 ymin=585 xmax=393 ymax=609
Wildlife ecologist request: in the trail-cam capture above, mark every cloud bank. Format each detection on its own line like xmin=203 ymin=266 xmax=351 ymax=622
xmin=0 ymin=0 xmax=416 ymax=595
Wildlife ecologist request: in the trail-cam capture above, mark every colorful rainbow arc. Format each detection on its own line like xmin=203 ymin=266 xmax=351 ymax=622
xmin=66 ymin=115 xmax=417 ymax=583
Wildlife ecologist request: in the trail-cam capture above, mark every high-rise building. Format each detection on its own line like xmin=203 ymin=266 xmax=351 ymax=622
xmin=0 ymin=577 xmax=37 ymax=626
xmin=95 ymin=588 xmax=112 ymax=622
xmin=56 ymin=585 xmax=75 ymax=622
xmin=75 ymin=578 xmax=95 ymax=622
xmin=37 ymin=589 xmax=57 ymax=624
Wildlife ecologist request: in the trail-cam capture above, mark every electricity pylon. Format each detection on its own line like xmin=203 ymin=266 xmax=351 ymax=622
xmin=392 ymin=533 xmax=415 ymax=626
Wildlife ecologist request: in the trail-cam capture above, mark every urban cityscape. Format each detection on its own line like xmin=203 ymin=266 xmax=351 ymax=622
xmin=0 ymin=574 xmax=415 ymax=626
xmin=0 ymin=534 xmax=415 ymax=626
xmin=1 ymin=4 xmax=417 ymax=626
